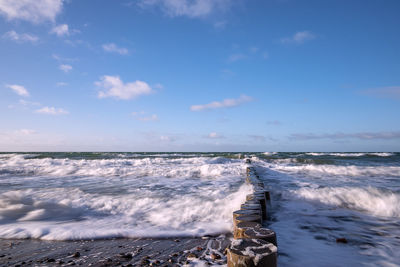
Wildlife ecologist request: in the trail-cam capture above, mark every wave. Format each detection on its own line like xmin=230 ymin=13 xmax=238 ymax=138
xmin=0 ymin=155 xmax=244 ymax=178
xmin=0 ymin=183 xmax=253 ymax=240
xmin=294 ymin=186 xmax=400 ymax=217
xmin=305 ymin=152 xmax=395 ymax=157
xmin=270 ymin=164 xmax=400 ymax=177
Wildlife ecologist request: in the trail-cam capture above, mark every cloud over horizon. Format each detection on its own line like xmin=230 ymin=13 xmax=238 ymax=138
xmin=290 ymin=131 xmax=400 ymax=141
xmin=190 ymin=95 xmax=253 ymax=111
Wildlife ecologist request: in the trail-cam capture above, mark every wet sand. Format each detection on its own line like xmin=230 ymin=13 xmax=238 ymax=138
xmin=0 ymin=235 xmax=231 ymax=266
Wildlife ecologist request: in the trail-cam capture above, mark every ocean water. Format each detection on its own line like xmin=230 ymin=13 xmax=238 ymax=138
xmin=0 ymin=152 xmax=399 ymax=266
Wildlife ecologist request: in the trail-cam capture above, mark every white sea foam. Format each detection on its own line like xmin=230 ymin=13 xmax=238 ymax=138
xmin=0 ymin=156 xmax=252 ymax=240
xmin=0 ymin=155 xmax=243 ymax=178
xmin=294 ymin=186 xmax=400 ymax=217
xmin=305 ymin=152 xmax=394 ymax=157
xmin=270 ymin=164 xmax=400 ymax=177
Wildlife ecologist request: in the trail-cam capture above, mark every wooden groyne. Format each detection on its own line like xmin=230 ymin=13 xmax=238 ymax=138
xmin=226 ymin=163 xmax=278 ymax=267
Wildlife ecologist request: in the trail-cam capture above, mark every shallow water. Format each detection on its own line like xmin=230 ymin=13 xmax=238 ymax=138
xmin=1 ymin=152 xmax=399 ymax=266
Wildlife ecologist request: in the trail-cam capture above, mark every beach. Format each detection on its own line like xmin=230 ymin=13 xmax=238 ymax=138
xmin=1 ymin=152 xmax=399 ymax=266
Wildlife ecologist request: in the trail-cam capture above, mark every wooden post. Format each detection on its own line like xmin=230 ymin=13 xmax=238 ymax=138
xmin=227 ymin=239 xmax=277 ymax=267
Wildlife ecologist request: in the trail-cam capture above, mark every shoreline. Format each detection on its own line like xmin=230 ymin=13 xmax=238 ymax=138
xmin=0 ymin=235 xmax=232 ymax=266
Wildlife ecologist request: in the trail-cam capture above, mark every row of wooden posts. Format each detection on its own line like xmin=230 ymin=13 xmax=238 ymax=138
xmin=226 ymin=165 xmax=278 ymax=267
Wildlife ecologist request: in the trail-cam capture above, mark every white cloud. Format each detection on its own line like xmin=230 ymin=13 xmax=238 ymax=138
xmin=160 ymin=135 xmax=176 ymax=142
xmin=205 ymin=132 xmax=225 ymax=139
xmin=0 ymin=0 xmax=63 ymax=23
xmin=35 ymin=106 xmax=69 ymax=115
xmin=281 ymin=31 xmax=315 ymax=44
xmin=3 ymin=30 xmax=38 ymax=43
xmin=96 ymin=75 xmax=154 ymax=100
xmin=138 ymin=0 xmax=231 ymax=18
xmin=59 ymin=64 xmax=72 ymax=73
xmin=50 ymin=24 xmax=69 ymax=36
xmin=102 ymin=43 xmax=129 ymax=55
xmin=6 ymin=84 xmax=29 ymax=97
xmin=190 ymin=94 xmax=253 ymax=111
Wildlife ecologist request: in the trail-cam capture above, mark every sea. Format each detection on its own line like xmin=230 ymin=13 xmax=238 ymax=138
xmin=0 ymin=152 xmax=399 ymax=266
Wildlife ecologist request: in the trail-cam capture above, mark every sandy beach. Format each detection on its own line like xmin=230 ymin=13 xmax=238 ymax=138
xmin=0 ymin=235 xmax=231 ymax=266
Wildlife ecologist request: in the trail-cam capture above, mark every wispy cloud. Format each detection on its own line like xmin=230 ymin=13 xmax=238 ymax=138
xmin=3 ymin=30 xmax=39 ymax=43
xmin=96 ymin=75 xmax=154 ymax=100
xmin=0 ymin=0 xmax=63 ymax=23
xmin=138 ymin=0 xmax=232 ymax=18
xmin=281 ymin=31 xmax=316 ymax=44
xmin=361 ymin=86 xmax=400 ymax=100
xmin=19 ymin=99 xmax=40 ymax=106
xmin=52 ymin=54 xmax=78 ymax=63
xmin=50 ymin=24 xmax=69 ymax=37
xmin=59 ymin=64 xmax=72 ymax=73
xmin=190 ymin=95 xmax=253 ymax=111
xmin=205 ymin=132 xmax=225 ymax=139
xmin=6 ymin=84 xmax=30 ymax=97
xmin=102 ymin=43 xmax=129 ymax=55
xmin=290 ymin=131 xmax=400 ymax=140
xmin=35 ymin=106 xmax=69 ymax=115
xmin=132 ymin=112 xmax=159 ymax=121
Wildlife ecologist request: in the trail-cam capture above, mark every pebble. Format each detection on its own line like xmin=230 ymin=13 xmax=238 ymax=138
xmin=187 ymin=253 xmax=197 ymax=259
xmin=73 ymin=252 xmax=81 ymax=258
xmin=196 ymin=247 xmax=203 ymax=251
xmin=336 ymin=238 xmax=348 ymax=244
xmin=210 ymin=253 xmax=221 ymax=260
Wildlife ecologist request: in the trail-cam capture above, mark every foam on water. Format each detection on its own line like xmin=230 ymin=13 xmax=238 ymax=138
xmin=294 ymin=186 xmax=400 ymax=217
xmin=270 ymin=164 xmax=400 ymax=177
xmin=0 ymin=155 xmax=252 ymax=240
xmin=305 ymin=152 xmax=395 ymax=157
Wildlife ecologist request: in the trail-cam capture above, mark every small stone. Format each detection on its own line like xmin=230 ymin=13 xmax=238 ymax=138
xmin=121 ymin=253 xmax=133 ymax=259
xmin=59 ymin=260 xmax=65 ymax=264
xmin=174 ymin=239 xmax=180 ymax=242
xmin=107 ymin=258 xmax=112 ymax=262
xmin=187 ymin=253 xmax=197 ymax=259
xmin=73 ymin=252 xmax=81 ymax=258
xmin=210 ymin=253 xmax=221 ymax=260
xmin=196 ymin=247 xmax=203 ymax=251
xmin=47 ymin=258 xmax=56 ymax=262
xmin=0 ymin=255 xmax=5 ymax=258
xmin=172 ymin=253 xmax=178 ymax=257
xmin=336 ymin=238 xmax=348 ymax=244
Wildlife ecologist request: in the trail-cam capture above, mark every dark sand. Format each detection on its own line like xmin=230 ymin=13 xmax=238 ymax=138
xmin=0 ymin=235 xmax=231 ymax=266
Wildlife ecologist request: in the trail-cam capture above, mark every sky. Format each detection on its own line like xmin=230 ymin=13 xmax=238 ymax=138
xmin=1 ymin=0 xmax=400 ymax=152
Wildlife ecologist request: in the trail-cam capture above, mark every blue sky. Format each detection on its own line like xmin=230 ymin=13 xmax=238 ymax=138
xmin=1 ymin=0 xmax=399 ymax=152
